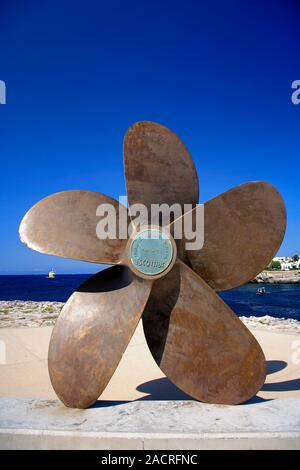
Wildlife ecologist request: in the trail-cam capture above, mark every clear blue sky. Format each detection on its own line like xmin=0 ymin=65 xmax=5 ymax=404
xmin=0 ymin=0 xmax=299 ymax=274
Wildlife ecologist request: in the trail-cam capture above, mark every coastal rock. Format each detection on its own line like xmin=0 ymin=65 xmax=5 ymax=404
xmin=240 ymin=315 xmax=300 ymax=333
xmin=0 ymin=301 xmax=300 ymax=333
xmin=252 ymin=270 xmax=300 ymax=284
xmin=0 ymin=301 xmax=64 ymax=328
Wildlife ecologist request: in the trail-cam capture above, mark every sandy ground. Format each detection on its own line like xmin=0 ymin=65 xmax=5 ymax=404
xmin=0 ymin=321 xmax=299 ymax=403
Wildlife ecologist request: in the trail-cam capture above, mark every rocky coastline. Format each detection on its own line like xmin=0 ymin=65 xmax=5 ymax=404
xmin=252 ymin=270 xmax=300 ymax=284
xmin=0 ymin=300 xmax=300 ymax=333
xmin=0 ymin=301 xmax=63 ymax=328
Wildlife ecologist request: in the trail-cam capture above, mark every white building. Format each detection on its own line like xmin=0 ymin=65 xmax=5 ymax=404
xmin=281 ymin=261 xmax=293 ymax=271
xmin=273 ymin=256 xmax=292 ymax=263
xmin=273 ymin=257 xmax=300 ymax=271
xmin=292 ymin=260 xmax=300 ymax=269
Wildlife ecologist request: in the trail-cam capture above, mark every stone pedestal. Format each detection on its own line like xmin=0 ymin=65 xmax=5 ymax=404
xmin=0 ymin=397 xmax=300 ymax=449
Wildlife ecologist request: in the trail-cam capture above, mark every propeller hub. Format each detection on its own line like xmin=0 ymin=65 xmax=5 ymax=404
xmin=129 ymin=227 xmax=176 ymax=279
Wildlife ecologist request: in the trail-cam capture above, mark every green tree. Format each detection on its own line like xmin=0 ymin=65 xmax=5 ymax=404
xmin=270 ymin=260 xmax=281 ymax=270
xmin=292 ymin=254 xmax=299 ymax=262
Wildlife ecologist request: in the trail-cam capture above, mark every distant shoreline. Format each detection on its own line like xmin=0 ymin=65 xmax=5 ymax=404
xmin=251 ymin=270 xmax=300 ymax=284
xmin=0 ymin=271 xmax=300 ymax=284
xmin=0 ymin=269 xmax=300 ymax=284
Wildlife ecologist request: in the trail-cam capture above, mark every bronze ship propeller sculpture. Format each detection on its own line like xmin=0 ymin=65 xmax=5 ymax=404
xmin=19 ymin=121 xmax=286 ymax=408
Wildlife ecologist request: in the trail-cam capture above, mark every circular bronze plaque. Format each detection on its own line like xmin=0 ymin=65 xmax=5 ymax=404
xmin=130 ymin=229 xmax=173 ymax=276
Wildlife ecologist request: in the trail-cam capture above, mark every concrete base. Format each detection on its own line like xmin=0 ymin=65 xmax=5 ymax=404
xmin=0 ymin=397 xmax=300 ymax=449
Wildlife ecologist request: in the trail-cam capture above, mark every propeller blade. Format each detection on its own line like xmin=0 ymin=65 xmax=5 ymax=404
xmin=19 ymin=190 xmax=129 ymax=264
xmin=123 ymin=121 xmax=199 ymax=226
xmin=48 ymin=266 xmax=152 ymax=408
xmin=171 ymin=182 xmax=286 ymax=290
xmin=142 ymin=260 xmax=266 ymax=405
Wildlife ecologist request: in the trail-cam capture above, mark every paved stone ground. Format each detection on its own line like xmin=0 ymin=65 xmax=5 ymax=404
xmin=0 ymin=322 xmax=300 ymax=401
xmin=1 ymin=322 xmax=300 ymax=449
xmin=0 ymin=397 xmax=300 ymax=449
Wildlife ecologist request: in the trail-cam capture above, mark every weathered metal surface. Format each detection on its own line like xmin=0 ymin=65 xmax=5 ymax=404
xmin=171 ymin=182 xmax=286 ymax=291
xmin=18 ymin=121 xmax=287 ymax=408
xmin=142 ymin=260 xmax=266 ymax=405
xmin=19 ymin=190 xmax=129 ymax=264
xmin=123 ymin=121 xmax=199 ymax=226
xmin=48 ymin=266 xmax=152 ymax=409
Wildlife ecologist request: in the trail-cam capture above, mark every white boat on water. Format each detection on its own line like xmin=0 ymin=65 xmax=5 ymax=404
xmin=48 ymin=269 xmax=55 ymax=279
xmin=256 ymin=287 xmax=266 ymax=295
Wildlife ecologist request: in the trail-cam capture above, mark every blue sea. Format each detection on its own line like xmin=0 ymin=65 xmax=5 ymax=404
xmin=0 ymin=275 xmax=299 ymax=321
